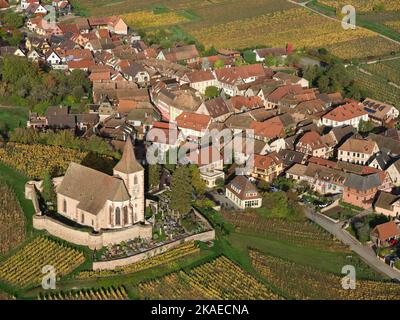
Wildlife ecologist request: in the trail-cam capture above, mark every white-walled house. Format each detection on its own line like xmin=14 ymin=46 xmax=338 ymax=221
xmin=180 ymin=70 xmax=217 ymax=95
xmin=225 ymin=175 xmax=262 ymax=209
xmin=321 ymin=102 xmax=368 ymax=128
xmin=46 ymin=50 xmax=62 ymax=65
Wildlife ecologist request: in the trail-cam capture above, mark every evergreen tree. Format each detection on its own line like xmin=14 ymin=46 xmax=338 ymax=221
xmin=170 ymin=166 xmax=192 ymax=216
xmin=148 ymin=164 xmax=162 ymax=189
xmin=42 ymin=171 xmax=56 ymax=204
xmin=189 ymin=165 xmax=206 ymax=196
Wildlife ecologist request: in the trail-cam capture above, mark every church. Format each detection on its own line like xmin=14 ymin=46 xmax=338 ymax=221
xmin=56 ymin=137 xmax=145 ymax=232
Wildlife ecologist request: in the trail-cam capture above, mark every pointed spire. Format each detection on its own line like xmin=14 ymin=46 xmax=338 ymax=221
xmin=114 ymin=136 xmax=143 ymax=174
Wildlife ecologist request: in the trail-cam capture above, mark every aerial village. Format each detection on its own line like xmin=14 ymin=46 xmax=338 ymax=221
xmin=1 ymin=0 xmax=400 ymax=287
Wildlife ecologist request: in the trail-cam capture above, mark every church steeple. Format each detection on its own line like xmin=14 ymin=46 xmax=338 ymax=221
xmin=114 ymin=136 xmax=143 ymax=174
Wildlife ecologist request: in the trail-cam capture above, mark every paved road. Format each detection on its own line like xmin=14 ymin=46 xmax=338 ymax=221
xmin=304 ymin=206 xmax=400 ymax=280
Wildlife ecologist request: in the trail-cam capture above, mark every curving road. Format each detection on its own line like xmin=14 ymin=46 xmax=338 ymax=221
xmin=304 ymin=206 xmax=400 ymax=280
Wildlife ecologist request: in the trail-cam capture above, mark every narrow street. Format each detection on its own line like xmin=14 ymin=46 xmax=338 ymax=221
xmin=304 ymin=207 xmax=400 ymax=280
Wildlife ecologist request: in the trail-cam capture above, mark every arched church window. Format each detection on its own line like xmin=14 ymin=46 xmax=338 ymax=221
xmin=134 ymin=175 xmax=138 ymax=184
xmin=109 ymin=206 xmax=113 ymax=225
xmin=115 ymin=207 xmax=121 ymax=226
xmin=123 ymin=207 xmax=128 ymax=225
xmin=63 ymin=199 xmax=67 ymax=213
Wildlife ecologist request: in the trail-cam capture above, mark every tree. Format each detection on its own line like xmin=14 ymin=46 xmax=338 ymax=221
xmin=189 ymin=165 xmax=206 ymax=196
xmin=3 ymin=12 xmax=24 ymax=29
xmin=72 ymin=86 xmax=84 ymax=102
xmin=204 ymin=86 xmax=219 ymax=99
xmin=148 ymin=164 xmax=161 ymax=189
xmin=42 ymin=171 xmax=56 ymax=204
xmin=214 ymin=59 xmax=224 ymax=69
xmin=264 ymin=55 xmax=278 ymax=67
xmin=317 ymin=75 xmax=330 ymax=93
xmin=358 ymin=119 xmax=375 ymax=134
xmin=243 ymin=50 xmax=256 ymax=64
xmin=169 ymin=166 xmax=192 ymax=216
xmin=85 ymin=135 xmax=113 ymax=155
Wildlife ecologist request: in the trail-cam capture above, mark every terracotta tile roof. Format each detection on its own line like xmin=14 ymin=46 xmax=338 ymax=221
xmin=254 ymin=152 xmax=282 ymax=170
xmin=267 ymin=84 xmax=303 ymax=102
xmin=185 ymin=145 xmax=222 ymax=167
xmin=176 ymin=112 xmax=211 ymax=132
xmin=226 ymin=175 xmax=261 ymax=201
xmin=323 ymin=102 xmax=367 ymax=122
xmin=58 ymin=23 xmax=79 ymax=35
xmin=160 ymin=45 xmax=199 ymax=62
xmin=338 ymin=137 xmax=377 ymax=154
xmin=0 ymin=0 xmax=9 ymax=9
xmin=372 ymin=221 xmax=399 ymax=241
xmin=117 ymin=99 xmax=140 ymax=113
xmin=184 ymin=70 xmax=215 ymax=83
xmin=229 ymin=96 xmax=263 ymax=111
xmin=67 ymin=58 xmax=96 ymax=70
xmin=203 ymin=97 xmax=232 ymax=119
xmin=250 ymin=117 xmax=285 ymax=139
xmin=215 ymin=64 xmax=266 ymax=85
xmin=308 ymin=157 xmax=337 ymax=168
xmin=297 ymin=131 xmax=325 ymax=150
xmin=89 ymin=71 xmax=110 ymax=82
xmin=65 ymin=48 xmax=93 ymax=60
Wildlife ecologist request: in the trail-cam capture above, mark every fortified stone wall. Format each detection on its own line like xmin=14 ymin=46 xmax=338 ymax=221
xmin=92 ymin=229 xmax=215 ymax=270
xmin=33 ymin=215 xmax=153 ymax=250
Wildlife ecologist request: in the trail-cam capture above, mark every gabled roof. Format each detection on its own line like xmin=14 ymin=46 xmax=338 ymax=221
xmin=226 ymin=175 xmax=260 ymax=201
xmin=338 ymin=137 xmax=377 ymax=154
xmin=114 ymin=136 xmax=143 ymax=174
xmin=58 ymin=162 xmax=130 ymax=215
xmin=375 ymin=192 xmax=399 ymax=211
xmin=323 ymin=102 xmax=367 ymax=122
xmin=184 ymin=70 xmax=215 ymax=83
xmin=372 ymin=221 xmax=399 ymax=241
xmin=176 ymin=112 xmax=211 ymax=132
xmin=344 ymin=173 xmax=382 ymax=191
xmin=254 ymin=152 xmax=282 ymax=170
xmin=202 ymin=97 xmax=232 ymax=119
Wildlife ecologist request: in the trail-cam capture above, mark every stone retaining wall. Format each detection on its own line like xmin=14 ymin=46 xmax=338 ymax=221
xmin=33 ymin=215 xmax=153 ymax=250
xmin=92 ymin=229 xmax=215 ymax=270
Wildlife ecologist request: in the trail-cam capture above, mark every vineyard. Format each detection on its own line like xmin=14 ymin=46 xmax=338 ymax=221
xmin=250 ymin=250 xmax=400 ymax=300
xmin=76 ymin=242 xmax=200 ymax=279
xmin=0 ymin=237 xmax=85 ymax=287
xmin=0 ymin=180 xmax=25 ymax=255
xmin=38 ymin=286 xmax=128 ymax=300
xmin=121 ymin=11 xmax=188 ymax=29
xmin=349 ymin=67 xmax=400 ymax=108
xmin=221 ymin=211 xmax=346 ymax=252
xmin=316 ymin=0 xmax=400 ymax=12
xmin=138 ymin=256 xmax=280 ymax=300
xmin=185 ymin=8 xmax=400 ymax=60
xmin=0 ymin=143 xmax=87 ymax=179
xmin=386 ymin=21 xmax=400 ymax=33
xmin=363 ymin=60 xmax=400 ymax=85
